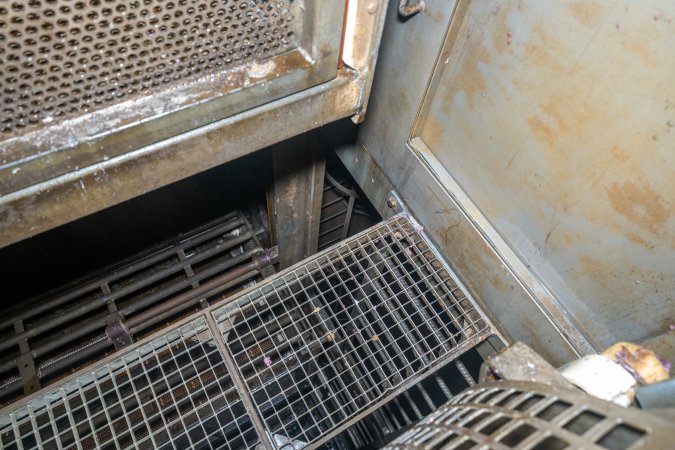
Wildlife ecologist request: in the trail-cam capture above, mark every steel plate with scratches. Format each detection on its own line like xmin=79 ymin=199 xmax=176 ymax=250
xmin=0 ymin=214 xmax=497 ymax=449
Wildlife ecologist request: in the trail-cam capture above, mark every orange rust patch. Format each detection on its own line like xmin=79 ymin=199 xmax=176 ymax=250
xmin=566 ymin=1 xmax=604 ymax=28
xmin=442 ymin=45 xmax=490 ymax=113
xmin=606 ymin=181 xmax=669 ymax=233
xmin=625 ymin=231 xmax=651 ymax=247
xmin=527 ymin=116 xmax=558 ymax=146
xmin=610 ymin=144 xmax=631 ymax=162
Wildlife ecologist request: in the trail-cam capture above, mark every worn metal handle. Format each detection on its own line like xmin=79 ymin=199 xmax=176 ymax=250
xmin=399 ymin=0 xmax=425 ymax=17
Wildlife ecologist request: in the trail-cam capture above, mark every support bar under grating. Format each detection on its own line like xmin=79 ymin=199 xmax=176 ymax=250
xmin=0 ymin=214 xmax=499 ymax=449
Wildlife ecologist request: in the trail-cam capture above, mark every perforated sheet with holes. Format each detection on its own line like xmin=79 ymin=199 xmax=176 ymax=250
xmin=0 ymin=0 xmax=300 ymax=134
xmin=0 ymin=214 xmax=497 ymax=449
xmin=384 ymin=380 xmax=672 ymax=450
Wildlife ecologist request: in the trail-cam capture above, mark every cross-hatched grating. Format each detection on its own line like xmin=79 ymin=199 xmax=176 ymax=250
xmin=384 ymin=380 xmax=673 ymax=450
xmin=0 ymin=0 xmax=299 ymax=134
xmin=0 ymin=317 xmax=260 ymax=450
xmin=0 ymin=212 xmax=266 ymax=404
xmin=213 ymin=215 xmax=491 ymax=448
xmin=0 ymin=214 xmax=498 ymax=449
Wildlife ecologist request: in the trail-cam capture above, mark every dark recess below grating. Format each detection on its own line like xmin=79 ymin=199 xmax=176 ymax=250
xmin=0 ymin=211 xmax=271 ymax=406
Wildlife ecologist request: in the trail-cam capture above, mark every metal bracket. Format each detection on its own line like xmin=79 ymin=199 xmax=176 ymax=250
xmin=14 ymin=321 xmax=41 ymax=395
xmin=16 ymin=353 xmax=40 ymax=396
xmin=386 ymin=190 xmax=407 ymax=215
xmin=105 ymin=312 xmax=134 ymax=350
xmin=255 ymin=246 xmax=279 ymax=279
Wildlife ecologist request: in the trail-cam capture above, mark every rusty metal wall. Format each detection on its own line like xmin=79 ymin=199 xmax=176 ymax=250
xmin=338 ymin=0 xmax=674 ymax=364
xmin=414 ymin=0 xmax=675 ymax=352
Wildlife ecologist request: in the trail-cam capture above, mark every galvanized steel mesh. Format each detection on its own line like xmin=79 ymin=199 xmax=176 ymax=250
xmin=0 ymin=212 xmax=265 ymax=405
xmin=213 ymin=214 xmax=490 ymax=447
xmin=0 ymin=317 xmax=261 ymax=449
xmin=0 ymin=0 xmax=299 ymax=134
xmin=0 ymin=214 xmax=494 ymax=449
xmin=384 ymin=380 xmax=672 ymax=450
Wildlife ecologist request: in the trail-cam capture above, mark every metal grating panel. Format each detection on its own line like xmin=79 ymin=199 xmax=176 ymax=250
xmin=384 ymin=380 xmax=673 ymax=450
xmin=212 ymin=214 xmax=493 ymax=448
xmin=0 ymin=214 xmax=497 ymax=449
xmin=0 ymin=211 xmax=269 ymax=404
xmin=0 ymin=317 xmax=260 ymax=450
xmin=0 ymin=0 xmax=299 ymax=134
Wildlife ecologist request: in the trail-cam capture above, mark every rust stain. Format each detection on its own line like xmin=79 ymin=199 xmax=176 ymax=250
xmin=579 ymin=254 xmax=606 ymax=278
xmin=527 ymin=116 xmax=558 ymax=146
xmin=521 ymin=22 xmax=567 ymax=74
xmin=566 ymin=1 xmax=604 ymax=28
xmin=610 ymin=144 xmax=631 ymax=162
xmin=625 ymin=231 xmax=651 ymax=248
xmin=621 ymin=38 xmax=659 ymax=67
xmin=442 ymin=45 xmax=490 ymax=112
xmin=606 ymin=181 xmax=669 ymax=233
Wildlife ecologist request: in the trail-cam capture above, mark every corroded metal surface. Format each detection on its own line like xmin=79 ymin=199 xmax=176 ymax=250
xmin=414 ymin=0 xmax=675 ymax=350
xmin=384 ymin=380 xmax=673 ymax=450
xmin=334 ymin=0 xmax=584 ymax=364
xmin=0 ymin=70 xmax=362 ymax=248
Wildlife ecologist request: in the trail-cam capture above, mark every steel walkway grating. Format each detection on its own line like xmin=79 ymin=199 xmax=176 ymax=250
xmin=0 ymin=214 xmax=496 ymax=449
xmin=0 ymin=318 xmax=261 ymax=450
xmin=212 ymin=215 xmax=491 ymax=447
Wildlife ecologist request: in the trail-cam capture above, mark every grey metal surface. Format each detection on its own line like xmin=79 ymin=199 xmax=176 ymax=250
xmin=271 ymin=132 xmax=326 ymax=269
xmin=333 ymin=0 xmax=584 ymax=364
xmin=479 ymin=342 xmax=575 ymax=390
xmin=412 ymin=0 xmax=675 ymax=351
xmin=0 ymin=0 xmax=393 ymax=249
xmin=384 ymin=380 xmax=673 ymax=450
xmin=0 ymin=213 xmax=499 ymax=449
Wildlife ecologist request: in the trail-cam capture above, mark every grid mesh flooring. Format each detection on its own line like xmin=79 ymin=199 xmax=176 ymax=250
xmin=0 ymin=317 xmax=260 ymax=450
xmin=0 ymin=214 xmax=495 ymax=449
xmin=213 ymin=215 xmax=491 ymax=447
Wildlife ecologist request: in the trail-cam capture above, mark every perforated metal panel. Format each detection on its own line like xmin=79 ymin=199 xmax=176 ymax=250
xmin=0 ymin=214 xmax=498 ymax=449
xmin=0 ymin=0 xmax=302 ymax=134
xmin=384 ymin=380 xmax=673 ymax=450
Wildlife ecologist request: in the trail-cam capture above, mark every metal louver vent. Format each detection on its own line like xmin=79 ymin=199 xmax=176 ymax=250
xmin=384 ymin=381 xmax=673 ymax=450
xmin=0 ymin=214 xmax=498 ymax=449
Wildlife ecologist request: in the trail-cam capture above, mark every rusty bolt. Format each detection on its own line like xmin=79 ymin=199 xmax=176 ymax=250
xmin=387 ymin=195 xmax=398 ymax=210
